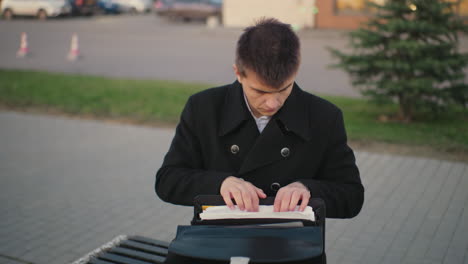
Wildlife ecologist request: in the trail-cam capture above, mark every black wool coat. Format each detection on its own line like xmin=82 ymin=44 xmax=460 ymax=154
xmin=156 ymin=81 xmax=364 ymax=218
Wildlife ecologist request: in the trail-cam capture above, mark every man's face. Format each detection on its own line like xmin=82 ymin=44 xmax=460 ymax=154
xmin=234 ymin=66 xmax=295 ymax=118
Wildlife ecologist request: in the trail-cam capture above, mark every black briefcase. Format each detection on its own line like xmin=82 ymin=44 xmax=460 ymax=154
xmin=166 ymin=195 xmax=326 ymax=264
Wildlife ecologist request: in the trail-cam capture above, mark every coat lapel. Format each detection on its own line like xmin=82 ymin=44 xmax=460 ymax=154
xmin=237 ymin=83 xmax=311 ymax=176
xmin=218 ymin=81 xmax=311 ymax=176
xmin=218 ymin=81 xmax=259 ymax=172
xmin=238 ymin=119 xmax=290 ymax=176
xmin=221 ymin=118 xmax=259 ymax=172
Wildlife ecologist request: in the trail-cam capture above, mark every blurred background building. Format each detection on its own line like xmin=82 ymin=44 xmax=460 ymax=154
xmin=223 ymin=0 xmax=316 ymax=29
xmin=2 ymin=0 xmax=467 ymax=29
xmin=315 ymin=0 xmax=468 ymax=29
xmin=222 ymin=0 xmax=468 ymax=30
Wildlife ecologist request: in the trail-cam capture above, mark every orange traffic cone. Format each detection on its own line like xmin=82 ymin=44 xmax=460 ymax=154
xmin=67 ymin=33 xmax=80 ymax=61
xmin=16 ymin=32 xmax=29 ymax=58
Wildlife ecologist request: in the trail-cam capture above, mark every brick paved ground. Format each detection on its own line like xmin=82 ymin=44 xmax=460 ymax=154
xmin=0 ymin=111 xmax=467 ymax=264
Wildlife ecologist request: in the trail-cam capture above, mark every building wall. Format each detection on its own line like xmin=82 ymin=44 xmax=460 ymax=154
xmin=223 ymin=0 xmax=316 ymax=29
xmin=315 ymin=1 xmax=369 ymax=29
xmin=315 ymin=0 xmax=468 ymax=30
xmin=223 ymin=0 xmax=468 ymax=30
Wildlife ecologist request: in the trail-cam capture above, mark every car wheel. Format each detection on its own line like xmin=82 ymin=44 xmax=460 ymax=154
xmin=37 ymin=9 xmax=47 ymax=20
xmin=2 ymin=9 xmax=13 ymax=20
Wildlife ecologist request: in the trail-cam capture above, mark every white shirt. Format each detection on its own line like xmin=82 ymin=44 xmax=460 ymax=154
xmin=243 ymin=93 xmax=271 ymax=133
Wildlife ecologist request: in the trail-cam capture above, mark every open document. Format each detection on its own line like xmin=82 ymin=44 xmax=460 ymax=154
xmin=200 ymin=205 xmax=315 ymax=221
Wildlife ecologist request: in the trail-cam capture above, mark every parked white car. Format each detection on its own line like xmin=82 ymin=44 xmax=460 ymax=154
xmin=113 ymin=0 xmax=151 ymax=13
xmin=1 ymin=0 xmax=72 ymax=20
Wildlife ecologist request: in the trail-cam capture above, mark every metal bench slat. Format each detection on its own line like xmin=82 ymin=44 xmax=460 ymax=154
xmin=128 ymin=236 xmax=170 ymax=248
xmin=109 ymin=247 xmax=165 ymax=264
xmin=120 ymin=240 xmax=168 ymax=256
xmin=98 ymin=252 xmax=155 ymax=264
xmin=88 ymin=258 xmax=117 ymax=264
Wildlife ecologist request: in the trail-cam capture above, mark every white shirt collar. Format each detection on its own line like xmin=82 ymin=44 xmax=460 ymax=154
xmin=243 ymin=92 xmax=271 ymax=133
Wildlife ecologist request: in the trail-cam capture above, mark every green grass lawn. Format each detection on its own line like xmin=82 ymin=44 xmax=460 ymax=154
xmin=1 ymin=69 xmax=467 ymax=154
xmin=0 ymin=69 xmax=205 ymax=124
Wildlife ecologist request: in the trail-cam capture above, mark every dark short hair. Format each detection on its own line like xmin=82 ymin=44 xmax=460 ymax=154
xmin=235 ymin=18 xmax=301 ymax=88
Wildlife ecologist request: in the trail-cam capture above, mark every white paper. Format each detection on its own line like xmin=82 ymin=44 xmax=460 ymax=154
xmin=200 ymin=205 xmax=315 ymax=221
xmin=230 ymin=257 xmax=250 ymax=264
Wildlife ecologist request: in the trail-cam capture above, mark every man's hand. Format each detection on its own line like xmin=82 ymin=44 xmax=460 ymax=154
xmin=220 ymin=176 xmax=267 ymax=211
xmin=274 ymin=182 xmax=310 ymax=212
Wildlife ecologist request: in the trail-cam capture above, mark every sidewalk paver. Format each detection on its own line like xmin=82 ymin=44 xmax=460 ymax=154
xmin=0 ymin=111 xmax=467 ymax=264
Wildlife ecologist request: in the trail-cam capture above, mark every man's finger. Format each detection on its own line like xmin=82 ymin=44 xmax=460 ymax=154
xmin=299 ymin=192 xmax=311 ymax=212
xmin=280 ymin=191 xmax=292 ymax=212
xmin=273 ymin=190 xmax=284 ymax=212
xmin=231 ymin=188 xmax=245 ymax=210
xmin=240 ymin=187 xmax=253 ymax=211
xmin=221 ymin=190 xmax=234 ymax=209
xmin=246 ymin=185 xmax=259 ymax=212
xmin=255 ymin=187 xmax=267 ymax=198
xmin=289 ymin=191 xmax=301 ymax=211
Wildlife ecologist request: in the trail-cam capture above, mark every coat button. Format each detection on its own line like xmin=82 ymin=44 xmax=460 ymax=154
xmin=230 ymin=145 xmax=240 ymax=154
xmin=271 ymin=182 xmax=281 ymax=192
xmin=281 ymin=147 xmax=290 ymax=158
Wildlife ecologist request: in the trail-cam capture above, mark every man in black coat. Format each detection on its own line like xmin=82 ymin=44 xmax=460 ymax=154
xmin=156 ymin=18 xmax=364 ymax=218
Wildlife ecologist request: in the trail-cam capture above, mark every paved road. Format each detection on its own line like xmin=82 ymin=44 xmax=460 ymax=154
xmin=1 ymin=111 xmax=467 ymax=264
xmin=0 ymin=15 xmax=360 ymax=97
xmin=1 ymin=15 xmax=467 ymax=98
